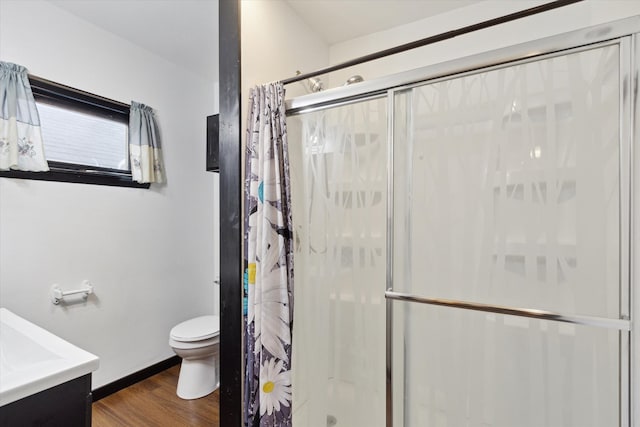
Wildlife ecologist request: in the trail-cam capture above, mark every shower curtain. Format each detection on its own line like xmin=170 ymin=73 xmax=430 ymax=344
xmin=244 ymin=82 xmax=294 ymax=427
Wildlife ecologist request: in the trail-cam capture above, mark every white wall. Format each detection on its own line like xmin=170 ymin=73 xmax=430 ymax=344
xmin=241 ymin=0 xmax=330 ymax=102
xmin=0 ymin=0 xmax=219 ymax=388
xmin=327 ymin=0 xmax=640 ymax=88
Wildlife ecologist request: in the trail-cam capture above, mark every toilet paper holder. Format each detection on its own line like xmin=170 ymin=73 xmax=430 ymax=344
xmin=51 ymin=280 xmax=94 ymax=305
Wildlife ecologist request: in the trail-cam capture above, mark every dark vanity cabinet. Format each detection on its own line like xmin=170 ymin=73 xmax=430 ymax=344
xmin=0 ymin=375 xmax=92 ymax=427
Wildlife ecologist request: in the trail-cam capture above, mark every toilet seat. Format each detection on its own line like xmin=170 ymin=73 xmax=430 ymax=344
xmin=170 ymin=315 xmax=220 ymax=342
xmin=169 ymin=335 xmax=219 ymax=350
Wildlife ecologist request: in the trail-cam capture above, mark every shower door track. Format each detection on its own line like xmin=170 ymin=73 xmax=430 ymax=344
xmin=285 ymin=16 xmax=640 ymax=114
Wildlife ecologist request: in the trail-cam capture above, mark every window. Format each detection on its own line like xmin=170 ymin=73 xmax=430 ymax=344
xmin=0 ymin=77 xmax=148 ymax=188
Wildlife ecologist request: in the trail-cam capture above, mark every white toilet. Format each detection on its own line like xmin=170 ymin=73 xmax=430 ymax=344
xmin=169 ymin=315 xmax=220 ymax=400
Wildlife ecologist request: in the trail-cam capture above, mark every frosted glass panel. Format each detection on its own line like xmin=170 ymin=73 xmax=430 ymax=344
xmin=394 ymin=301 xmax=620 ymax=427
xmin=394 ymin=44 xmax=621 ymax=318
xmin=289 ymin=97 xmax=387 ymax=427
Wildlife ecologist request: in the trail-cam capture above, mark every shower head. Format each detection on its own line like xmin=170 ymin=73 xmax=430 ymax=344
xmin=295 ymin=70 xmax=324 ymax=93
xmin=308 ymin=77 xmax=324 ymax=92
xmin=344 ymin=75 xmax=364 ymax=85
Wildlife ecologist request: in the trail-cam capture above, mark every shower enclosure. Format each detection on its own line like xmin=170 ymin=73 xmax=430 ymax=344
xmin=287 ymin=17 xmax=637 ymax=427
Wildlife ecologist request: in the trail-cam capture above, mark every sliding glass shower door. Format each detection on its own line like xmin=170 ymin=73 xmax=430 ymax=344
xmin=286 ymin=19 xmax=635 ymax=427
xmin=390 ymin=40 xmax=630 ymax=426
xmin=288 ymin=97 xmax=388 ymax=427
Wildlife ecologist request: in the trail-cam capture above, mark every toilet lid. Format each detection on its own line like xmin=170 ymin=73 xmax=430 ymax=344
xmin=170 ymin=315 xmax=220 ymax=342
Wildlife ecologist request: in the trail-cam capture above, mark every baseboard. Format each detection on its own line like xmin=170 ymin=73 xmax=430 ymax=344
xmin=92 ymin=355 xmax=181 ymax=402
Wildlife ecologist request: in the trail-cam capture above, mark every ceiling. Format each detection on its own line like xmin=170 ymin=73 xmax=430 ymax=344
xmin=46 ymin=0 xmax=483 ymax=82
xmin=47 ymin=0 xmax=219 ymax=81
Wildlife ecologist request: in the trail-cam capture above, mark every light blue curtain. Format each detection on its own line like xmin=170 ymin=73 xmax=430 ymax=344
xmin=129 ymin=101 xmax=163 ymax=183
xmin=244 ymin=82 xmax=294 ymax=426
xmin=0 ymin=61 xmax=49 ymax=171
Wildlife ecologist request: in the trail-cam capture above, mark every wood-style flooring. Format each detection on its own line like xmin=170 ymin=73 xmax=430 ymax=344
xmin=92 ymin=365 xmax=219 ymax=426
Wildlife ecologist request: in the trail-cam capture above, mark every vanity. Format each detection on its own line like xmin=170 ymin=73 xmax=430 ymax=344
xmin=0 ymin=308 xmax=99 ymax=426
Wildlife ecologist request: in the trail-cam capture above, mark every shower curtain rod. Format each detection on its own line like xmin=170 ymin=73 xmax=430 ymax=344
xmin=281 ymin=0 xmax=583 ymax=85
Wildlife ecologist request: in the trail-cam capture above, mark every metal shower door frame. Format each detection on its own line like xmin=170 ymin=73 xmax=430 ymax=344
xmin=285 ymin=16 xmax=640 ymax=427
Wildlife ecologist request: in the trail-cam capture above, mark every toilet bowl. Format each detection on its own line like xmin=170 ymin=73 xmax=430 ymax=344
xmin=169 ymin=315 xmax=220 ymax=400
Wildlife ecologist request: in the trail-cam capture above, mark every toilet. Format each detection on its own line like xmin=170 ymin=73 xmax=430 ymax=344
xmin=169 ymin=315 xmax=220 ymax=400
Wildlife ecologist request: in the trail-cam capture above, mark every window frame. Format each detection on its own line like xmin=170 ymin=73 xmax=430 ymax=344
xmin=0 ymin=76 xmax=149 ymax=189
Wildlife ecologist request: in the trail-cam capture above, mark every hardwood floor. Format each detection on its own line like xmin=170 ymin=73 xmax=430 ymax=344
xmin=92 ymin=365 xmax=219 ymax=426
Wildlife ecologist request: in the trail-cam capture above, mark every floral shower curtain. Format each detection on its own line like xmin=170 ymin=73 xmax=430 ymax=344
xmin=0 ymin=61 xmax=49 ymax=171
xmin=244 ymin=82 xmax=294 ymax=426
